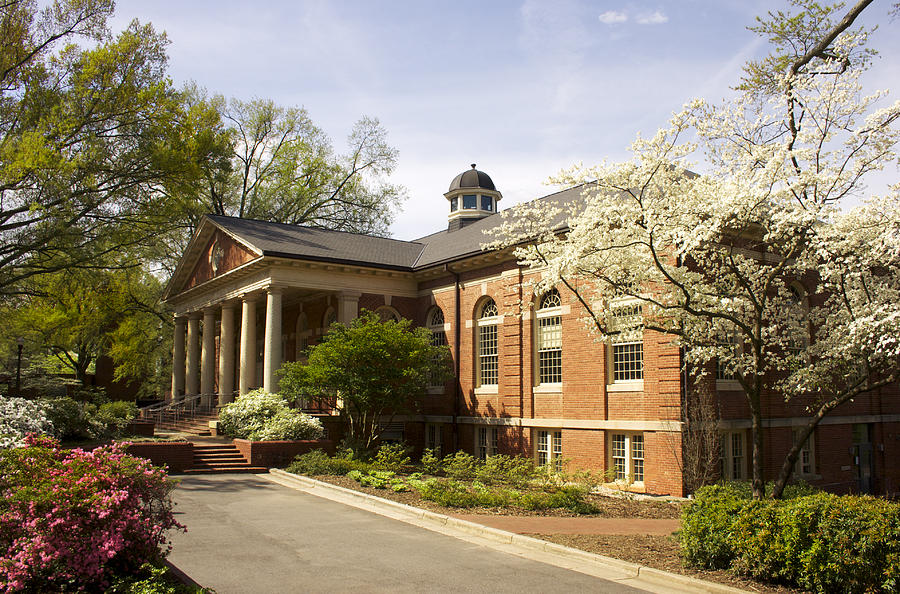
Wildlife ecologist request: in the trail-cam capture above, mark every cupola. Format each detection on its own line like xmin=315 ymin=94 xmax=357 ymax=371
xmin=445 ymin=164 xmax=502 ymax=231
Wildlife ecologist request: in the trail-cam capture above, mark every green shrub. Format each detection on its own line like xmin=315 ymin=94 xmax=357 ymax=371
xmin=680 ymin=483 xmax=748 ymax=569
xmin=286 ymin=449 xmax=372 ymax=476
xmin=442 ymin=451 xmax=478 ymax=480
xmin=372 ymin=442 xmax=411 ymax=471
xmin=420 ymin=448 xmax=442 ymax=475
xmin=683 ymin=484 xmax=900 ymax=592
xmin=41 ymin=397 xmax=93 ymax=440
xmin=519 ymin=485 xmax=598 ymax=514
xmin=476 ymin=454 xmax=536 ymax=487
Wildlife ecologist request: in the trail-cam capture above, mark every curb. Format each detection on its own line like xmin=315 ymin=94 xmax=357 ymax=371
xmin=267 ymin=469 xmax=745 ymax=594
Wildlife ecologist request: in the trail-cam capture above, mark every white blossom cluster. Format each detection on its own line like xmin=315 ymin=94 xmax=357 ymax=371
xmin=486 ymin=20 xmax=900 ymax=418
xmin=0 ymin=396 xmax=53 ymax=448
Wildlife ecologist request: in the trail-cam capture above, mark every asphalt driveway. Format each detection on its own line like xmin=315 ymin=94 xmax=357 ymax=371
xmin=167 ymin=474 xmax=653 ymax=594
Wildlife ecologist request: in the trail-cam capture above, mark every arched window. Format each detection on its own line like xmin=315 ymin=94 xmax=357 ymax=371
xmin=375 ymin=305 xmax=400 ymax=322
xmin=476 ymin=298 xmax=500 ymax=386
xmin=428 ymin=307 xmax=447 ymax=346
xmin=427 ymin=307 xmax=448 ymax=389
xmin=535 ymin=289 xmax=562 ymax=385
xmin=323 ymin=307 xmax=337 ymax=329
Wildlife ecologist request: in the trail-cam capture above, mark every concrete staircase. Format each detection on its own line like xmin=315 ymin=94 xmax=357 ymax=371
xmin=184 ymin=444 xmax=268 ymax=474
xmin=154 ymin=410 xmax=219 ymax=436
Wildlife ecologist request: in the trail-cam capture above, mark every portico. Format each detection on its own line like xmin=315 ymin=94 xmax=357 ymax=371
xmin=162 ymin=216 xmax=418 ymax=407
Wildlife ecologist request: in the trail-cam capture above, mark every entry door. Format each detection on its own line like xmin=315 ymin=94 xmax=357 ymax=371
xmin=855 ymin=443 xmax=874 ymax=494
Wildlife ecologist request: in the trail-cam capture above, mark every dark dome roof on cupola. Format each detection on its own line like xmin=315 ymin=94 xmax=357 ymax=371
xmin=448 ymin=164 xmax=496 ymax=192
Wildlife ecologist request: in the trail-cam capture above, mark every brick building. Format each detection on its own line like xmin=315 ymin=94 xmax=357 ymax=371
xmin=163 ymin=165 xmax=900 ymax=497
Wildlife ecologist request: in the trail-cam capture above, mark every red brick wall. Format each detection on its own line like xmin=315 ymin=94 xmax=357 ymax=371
xmin=124 ymin=441 xmax=193 ymax=473
xmin=233 ymin=439 xmax=335 ymax=468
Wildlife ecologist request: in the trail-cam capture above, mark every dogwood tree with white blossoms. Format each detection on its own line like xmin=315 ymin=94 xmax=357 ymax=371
xmin=486 ymin=0 xmax=900 ymax=499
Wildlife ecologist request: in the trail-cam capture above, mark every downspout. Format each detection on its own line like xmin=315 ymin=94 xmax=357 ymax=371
xmin=445 ymin=264 xmax=462 ymax=451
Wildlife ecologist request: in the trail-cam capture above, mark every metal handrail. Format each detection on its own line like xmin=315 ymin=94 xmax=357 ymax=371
xmin=139 ymin=393 xmax=218 ymax=428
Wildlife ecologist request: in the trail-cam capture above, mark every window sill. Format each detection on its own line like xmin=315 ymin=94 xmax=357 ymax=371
xmin=793 ymin=473 xmax=822 ymax=481
xmin=716 ymin=380 xmax=743 ymax=391
xmin=607 ymin=381 xmax=644 ymax=393
xmin=474 ymin=385 xmax=498 ymax=395
xmin=533 ymin=384 xmax=562 ymax=395
xmin=426 ymin=386 xmax=444 ymax=395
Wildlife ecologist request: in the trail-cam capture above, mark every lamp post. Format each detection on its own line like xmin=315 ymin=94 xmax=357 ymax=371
xmin=15 ymin=337 xmax=23 ymax=396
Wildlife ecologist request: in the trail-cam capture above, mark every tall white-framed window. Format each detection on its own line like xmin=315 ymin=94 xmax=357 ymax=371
xmin=787 ymin=284 xmax=810 ymax=357
xmin=610 ymin=432 xmax=644 ymax=484
xmin=609 ymin=302 xmax=643 ymax=383
xmin=476 ymin=298 xmax=499 ymax=387
xmin=535 ymin=429 xmax=563 ymax=472
xmin=536 ymin=289 xmax=562 ymax=385
xmin=425 ymin=423 xmax=442 ymax=455
xmin=792 ymin=427 xmax=815 ymax=477
xmin=295 ymin=311 xmax=312 ymax=360
xmin=427 ymin=307 xmax=448 ymax=390
xmin=716 ymin=329 xmax=738 ymax=381
xmin=721 ymin=431 xmax=745 ymax=480
xmin=477 ymin=426 xmax=498 ymax=460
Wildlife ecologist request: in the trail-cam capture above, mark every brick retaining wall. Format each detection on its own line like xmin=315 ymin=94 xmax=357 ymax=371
xmin=124 ymin=441 xmax=193 ymax=473
xmin=233 ymin=439 xmax=335 ymax=468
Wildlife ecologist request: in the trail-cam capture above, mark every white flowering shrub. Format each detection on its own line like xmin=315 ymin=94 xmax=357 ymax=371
xmin=218 ymin=389 xmax=324 ymax=441
xmin=0 ymin=396 xmax=54 ymax=448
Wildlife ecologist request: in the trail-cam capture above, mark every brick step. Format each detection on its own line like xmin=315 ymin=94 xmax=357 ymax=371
xmin=183 ymin=465 xmax=268 ymax=475
xmin=194 ymin=455 xmax=246 ymax=464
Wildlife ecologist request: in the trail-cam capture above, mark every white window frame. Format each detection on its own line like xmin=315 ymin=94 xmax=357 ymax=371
xmin=792 ymin=427 xmax=816 ymax=478
xmin=476 ymin=426 xmax=498 ymax=460
xmin=535 ymin=289 xmax=563 ymax=387
xmin=425 ymin=423 xmax=442 ymax=455
xmin=375 ymin=305 xmax=401 ymax=322
xmin=476 ymin=298 xmax=500 ymax=389
xmin=608 ymin=301 xmax=644 ymax=389
xmin=427 ymin=307 xmax=449 ymax=392
xmin=609 ymin=432 xmax=645 ymax=485
xmin=721 ymin=430 xmax=746 ymax=480
xmin=534 ymin=429 xmax=563 ymax=472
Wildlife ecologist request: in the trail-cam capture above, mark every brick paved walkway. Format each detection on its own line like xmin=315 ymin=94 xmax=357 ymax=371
xmin=451 ymin=514 xmax=680 ymax=535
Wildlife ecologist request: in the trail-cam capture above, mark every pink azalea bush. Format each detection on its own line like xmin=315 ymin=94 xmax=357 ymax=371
xmin=0 ymin=434 xmax=184 ymax=592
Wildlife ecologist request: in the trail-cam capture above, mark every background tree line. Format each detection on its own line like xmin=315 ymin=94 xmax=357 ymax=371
xmin=0 ymin=0 xmax=406 ymax=397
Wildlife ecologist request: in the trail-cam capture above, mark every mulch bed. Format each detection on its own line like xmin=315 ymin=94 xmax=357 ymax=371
xmin=305 ymin=473 xmax=806 ymax=593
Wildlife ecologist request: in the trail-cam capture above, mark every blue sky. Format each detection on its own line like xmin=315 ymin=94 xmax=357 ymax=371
xmin=110 ymin=1 xmax=900 ymax=240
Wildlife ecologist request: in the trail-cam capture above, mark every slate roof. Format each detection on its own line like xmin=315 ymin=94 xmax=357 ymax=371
xmin=204 ymin=183 xmax=588 ymax=272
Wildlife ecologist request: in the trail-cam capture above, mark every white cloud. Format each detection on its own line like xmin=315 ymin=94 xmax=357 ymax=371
xmin=598 ymin=10 xmax=628 ymax=24
xmin=636 ymin=10 xmax=668 ymax=25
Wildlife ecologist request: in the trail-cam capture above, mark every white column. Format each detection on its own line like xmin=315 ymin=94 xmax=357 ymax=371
xmin=263 ymin=287 xmax=283 ymax=393
xmin=200 ymin=308 xmax=216 ymax=407
xmin=239 ymin=297 xmax=257 ymax=395
xmin=337 ymin=290 xmax=361 ymax=325
xmin=171 ymin=316 xmax=186 ymax=401
xmin=185 ymin=314 xmax=200 ymax=396
xmin=218 ymin=303 xmax=236 ymax=405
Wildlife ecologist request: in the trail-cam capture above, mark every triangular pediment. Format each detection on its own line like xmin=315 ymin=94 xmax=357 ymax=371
xmin=163 ymin=217 xmax=261 ymax=301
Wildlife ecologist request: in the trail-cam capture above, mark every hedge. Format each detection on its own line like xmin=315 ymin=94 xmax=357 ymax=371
xmin=681 ymin=483 xmax=900 ymax=593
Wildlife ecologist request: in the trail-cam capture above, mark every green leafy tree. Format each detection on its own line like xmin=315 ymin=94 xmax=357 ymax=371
xmin=3 ymin=265 xmax=169 ymax=396
xmin=279 ymin=311 xmax=452 ymax=451
xmin=0 ymin=0 xmax=228 ymax=295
